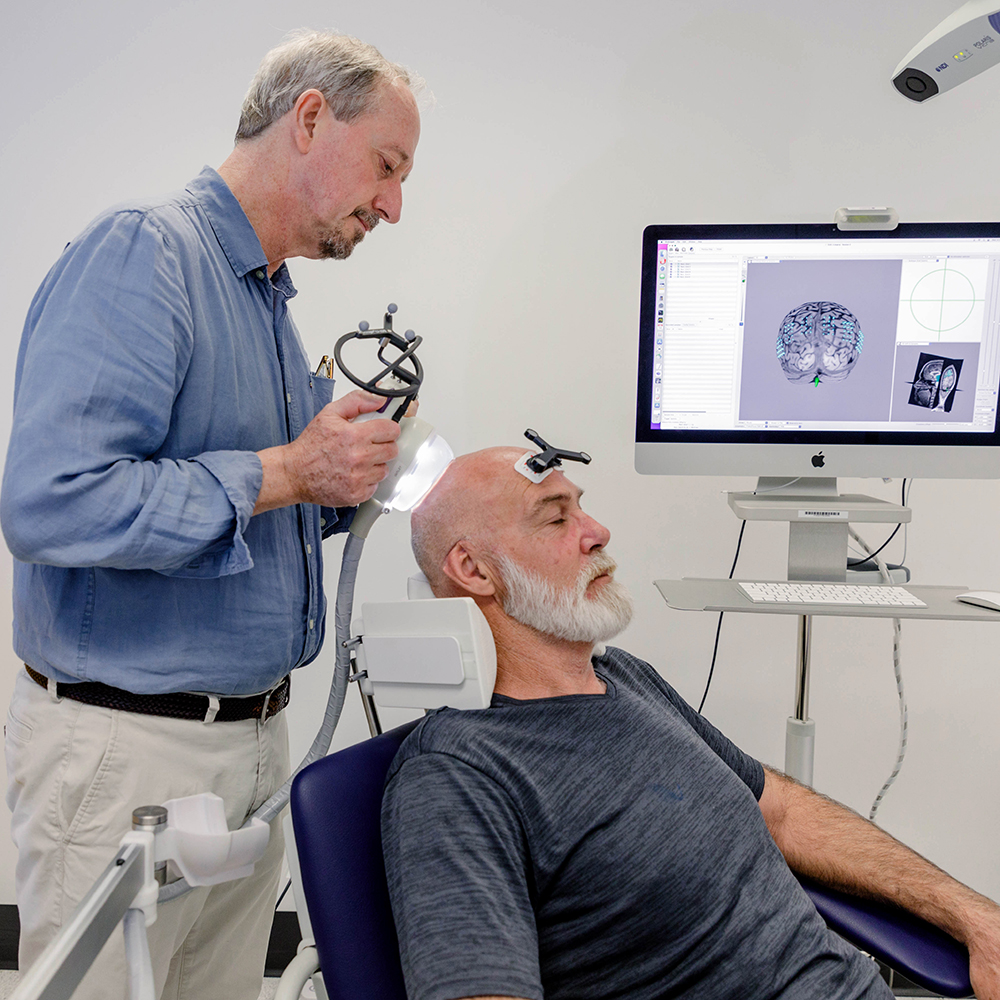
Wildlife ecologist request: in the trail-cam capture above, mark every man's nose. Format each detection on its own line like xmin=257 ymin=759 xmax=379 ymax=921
xmin=374 ymin=178 xmax=403 ymax=224
xmin=581 ymin=514 xmax=611 ymax=553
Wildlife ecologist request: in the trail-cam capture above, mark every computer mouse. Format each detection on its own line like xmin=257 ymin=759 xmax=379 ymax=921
xmin=956 ymin=590 xmax=1000 ymax=612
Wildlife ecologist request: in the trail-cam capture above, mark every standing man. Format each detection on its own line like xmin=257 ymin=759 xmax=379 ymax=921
xmin=1 ymin=30 xmax=421 ymax=999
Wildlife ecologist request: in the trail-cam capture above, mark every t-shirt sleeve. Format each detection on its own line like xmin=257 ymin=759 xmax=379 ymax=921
xmin=678 ymin=700 xmax=766 ymax=799
xmin=382 ymin=752 xmax=544 ymax=1000
xmin=618 ymin=651 xmax=766 ymax=800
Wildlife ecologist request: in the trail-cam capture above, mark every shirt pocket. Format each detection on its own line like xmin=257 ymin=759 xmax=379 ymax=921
xmin=5 ymin=707 xmax=32 ymax=747
xmin=310 ymin=374 xmax=336 ymax=417
xmin=4 ymin=705 xmax=33 ymax=813
xmin=60 ymin=708 xmax=119 ymax=838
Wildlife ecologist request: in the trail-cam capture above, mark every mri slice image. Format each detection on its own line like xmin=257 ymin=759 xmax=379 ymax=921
xmin=775 ymin=301 xmax=864 ymax=385
xmin=908 ymin=353 xmax=963 ymax=412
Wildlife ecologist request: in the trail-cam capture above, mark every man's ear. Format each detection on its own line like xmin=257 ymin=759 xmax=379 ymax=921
xmin=292 ymin=90 xmax=326 ymax=152
xmin=441 ymin=541 xmax=497 ymax=598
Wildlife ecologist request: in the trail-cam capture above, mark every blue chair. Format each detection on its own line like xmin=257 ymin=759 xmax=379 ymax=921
xmin=289 ymin=722 xmax=418 ymax=1000
xmin=288 ymin=722 xmax=972 ymax=1000
xmin=799 ymin=878 xmax=971 ymax=997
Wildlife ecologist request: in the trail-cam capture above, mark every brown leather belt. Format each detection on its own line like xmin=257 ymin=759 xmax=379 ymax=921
xmin=25 ymin=665 xmax=290 ymax=723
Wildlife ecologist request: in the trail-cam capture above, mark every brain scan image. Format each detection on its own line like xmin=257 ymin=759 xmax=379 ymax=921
xmin=775 ymin=301 xmax=864 ymax=385
xmin=908 ymin=352 xmax=963 ymax=412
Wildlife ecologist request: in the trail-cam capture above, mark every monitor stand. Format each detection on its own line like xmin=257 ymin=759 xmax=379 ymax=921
xmin=727 ymin=475 xmax=910 ymax=785
xmin=727 ymin=477 xmax=910 ymax=582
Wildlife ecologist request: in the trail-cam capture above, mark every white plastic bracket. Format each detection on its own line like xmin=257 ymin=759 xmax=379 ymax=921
xmin=155 ymin=793 xmax=270 ymax=887
xmin=513 ymin=452 xmax=553 ymax=483
xmin=118 ymin=830 xmax=158 ymax=926
xmin=834 ymin=207 xmax=899 ymax=231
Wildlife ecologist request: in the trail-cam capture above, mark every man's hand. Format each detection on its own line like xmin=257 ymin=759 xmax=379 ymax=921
xmin=967 ymin=903 xmax=1000 ymax=1000
xmin=254 ymin=390 xmax=401 ymax=514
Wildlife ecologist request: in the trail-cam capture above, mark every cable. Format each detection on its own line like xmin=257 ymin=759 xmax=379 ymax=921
xmin=275 ymin=877 xmax=292 ymax=911
xmin=157 ymin=316 xmax=423 ymax=903
xmin=159 ymin=531 xmax=368 ymax=903
xmin=846 ymin=479 xmax=909 ymax=568
xmin=870 ymin=616 xmax=907 ymax=824
xmin=899 ymin=479 xmax=912 ymax=567
xmin=751 ymin=477 xmax=802 ymax=496
xmin=846 ymin=525 xmax=900 ymax=567
xmin=252 ymin=531 xmax=365 ymax=826
xmin=847 ymin=524 xmax=901 ymax=567
xmin=848 ymin=525 xmax=909 ymax=823
xmin=698 ymin=520 xmax=746 ymax=714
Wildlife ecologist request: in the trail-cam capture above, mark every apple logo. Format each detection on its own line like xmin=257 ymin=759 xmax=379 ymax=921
xmin=811 ymin=452 xmax=825 ymax=468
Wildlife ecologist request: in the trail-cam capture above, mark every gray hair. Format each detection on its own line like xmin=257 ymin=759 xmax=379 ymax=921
xmin=235 ymin=30 xmax=416 ymax=142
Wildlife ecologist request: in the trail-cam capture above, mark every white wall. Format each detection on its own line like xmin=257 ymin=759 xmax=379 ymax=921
xmin=2 ymin=0 xmax=998 ymax=915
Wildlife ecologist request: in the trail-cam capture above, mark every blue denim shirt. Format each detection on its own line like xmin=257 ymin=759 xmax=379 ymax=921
xmin=1 ymin=168 xmax=350 ymax=695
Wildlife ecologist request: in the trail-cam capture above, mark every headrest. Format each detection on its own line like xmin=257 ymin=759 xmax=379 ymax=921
xmin=407 ymin=572 xmax=435 ymax=600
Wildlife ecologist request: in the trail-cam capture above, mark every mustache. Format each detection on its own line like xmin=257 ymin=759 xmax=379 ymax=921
xmin=353 ymin=207 xmax=380 ymax=233
xmin=581 ymin=551 xmax=617 ymax=586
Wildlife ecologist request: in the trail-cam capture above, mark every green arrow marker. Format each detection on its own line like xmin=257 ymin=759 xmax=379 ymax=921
xmin=812 ymin=375 xmax=820 ymax=387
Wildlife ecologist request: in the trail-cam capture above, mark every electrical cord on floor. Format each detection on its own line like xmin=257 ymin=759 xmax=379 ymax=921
xmin=698 ymin=520 xmax=746 ymax=714
xmin=848 ymin=524 xmax=909 ymax=823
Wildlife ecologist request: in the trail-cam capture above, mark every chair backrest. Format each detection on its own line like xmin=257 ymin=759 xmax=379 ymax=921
xmin=290 ymin=721 xmax=419 ymax=1000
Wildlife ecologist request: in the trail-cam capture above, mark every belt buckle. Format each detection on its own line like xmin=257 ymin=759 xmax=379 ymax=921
xmin=260 ymin=676 xmax=286 ymax=723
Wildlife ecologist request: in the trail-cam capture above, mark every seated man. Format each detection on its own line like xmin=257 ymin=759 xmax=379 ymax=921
xmin=381 ymin=446 xmax=1000 ymax=1000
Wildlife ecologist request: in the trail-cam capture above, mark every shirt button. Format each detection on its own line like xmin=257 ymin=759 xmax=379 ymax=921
xmin=286 ymin=392 xmax=291 ymax=403
xmin=319 ymin=518 xmax=327 ymax=527
xmin=308 ymin=619 xmax=315 ymax=631
xmin=306 ymin=544 xmax=313 ymax=555
xmin=255 ymin=269 xmax=265 ymax=280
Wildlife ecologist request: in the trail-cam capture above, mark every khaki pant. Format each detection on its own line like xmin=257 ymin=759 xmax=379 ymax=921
xmin=5 ymin=668 xmax=290 ymax=1000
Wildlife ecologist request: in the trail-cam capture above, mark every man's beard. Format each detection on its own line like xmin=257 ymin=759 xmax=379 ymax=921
xmin=495 ymin=551 xmax=634 ymax=645
xmin=318 ymin=208 xmax=380 ymax=260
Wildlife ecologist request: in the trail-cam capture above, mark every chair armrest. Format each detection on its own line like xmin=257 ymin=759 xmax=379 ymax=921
xmin=798 ymin=877 xmax=972 ymax=998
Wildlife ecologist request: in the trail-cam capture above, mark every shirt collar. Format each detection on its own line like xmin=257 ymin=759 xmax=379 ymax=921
xmin=186 ymin=166 xmax=297 ymax=297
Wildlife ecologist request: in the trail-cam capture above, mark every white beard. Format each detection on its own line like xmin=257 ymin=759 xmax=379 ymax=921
xmin=495 ymin=551 xmax=634 ymax=644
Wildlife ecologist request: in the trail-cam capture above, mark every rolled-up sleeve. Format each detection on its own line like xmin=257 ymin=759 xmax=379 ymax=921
xmin=1 ymin=211 xmax=259 ymax=576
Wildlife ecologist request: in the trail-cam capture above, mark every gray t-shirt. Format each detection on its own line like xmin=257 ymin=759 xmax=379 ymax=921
xmin=382 ymin=647 xmax=888 ymax=1000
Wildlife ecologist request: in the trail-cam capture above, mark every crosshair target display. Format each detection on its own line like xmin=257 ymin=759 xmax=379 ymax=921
xmin=776 ymin=301 xmax=864 ymax=385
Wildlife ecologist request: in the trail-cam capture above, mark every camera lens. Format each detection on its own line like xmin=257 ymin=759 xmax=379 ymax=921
xmin=892 ymin=67 xmax=939 ymax=102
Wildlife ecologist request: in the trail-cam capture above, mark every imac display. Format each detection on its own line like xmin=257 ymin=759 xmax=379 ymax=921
xmin=634 ymin=223 xmax=1000 ymax=484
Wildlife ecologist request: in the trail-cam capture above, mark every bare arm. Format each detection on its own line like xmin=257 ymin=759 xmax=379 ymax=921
xmin=254 ymin=390 xmax=400 ymax=514
xmin=759 ymin=766 xmax=1000 ymax=999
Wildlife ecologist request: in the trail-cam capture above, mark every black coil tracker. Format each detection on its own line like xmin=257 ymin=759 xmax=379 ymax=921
xmin=334 ymin=304 xmax=423 ymax=421
xmin=523 ymin=428 xmax=592 ymax=474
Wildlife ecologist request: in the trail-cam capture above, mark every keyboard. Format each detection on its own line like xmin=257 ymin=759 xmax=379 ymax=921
xmin=737 ymin=581 xmax=926 ymax=608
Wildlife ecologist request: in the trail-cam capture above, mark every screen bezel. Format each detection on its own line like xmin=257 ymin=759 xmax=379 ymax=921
xmin=635 ymin=222 xmax=1000 ymax=454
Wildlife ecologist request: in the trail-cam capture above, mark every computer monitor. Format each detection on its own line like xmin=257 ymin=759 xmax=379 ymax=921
xmin=634 ymin=223 xmax=1000 ymax=490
